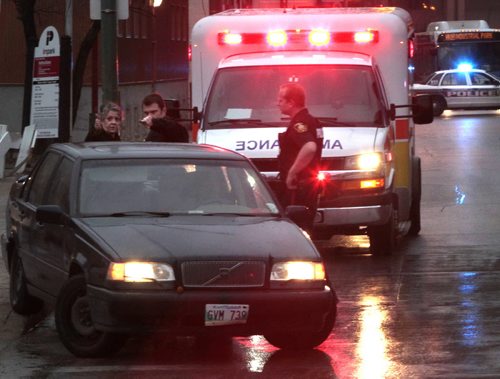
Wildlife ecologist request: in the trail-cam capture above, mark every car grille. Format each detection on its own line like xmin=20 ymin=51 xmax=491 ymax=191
xmin=181 ymin=261 xmax=266 ymax=288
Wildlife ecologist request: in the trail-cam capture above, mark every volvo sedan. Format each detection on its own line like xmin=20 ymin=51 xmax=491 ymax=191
xmin=411 ymin=68 xmax=500 ymax=116
xmin=1 ymin=142 xmax=336 ymax=357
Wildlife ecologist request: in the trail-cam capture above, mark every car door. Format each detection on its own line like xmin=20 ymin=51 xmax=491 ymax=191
xmin=28 ymin=156 xmax=74 ymax=297
xmin=17 ymin=151 xmax=62 ymax=293
xmin=440 ymin=71 xmax=469 ymax=108
xmin=468 ymin=71 xmax=500 ymax=108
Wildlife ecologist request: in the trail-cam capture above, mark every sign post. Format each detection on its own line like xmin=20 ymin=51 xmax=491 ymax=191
xmin=30 ymin=26 xmax=60 ymax=139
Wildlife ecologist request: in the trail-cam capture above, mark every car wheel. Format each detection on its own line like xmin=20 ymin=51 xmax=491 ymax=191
xmin=368 ymin=207 xmax=397 ymax=256
xmin=408 ymin=158 xmax=422 ymax=236
xmin=432 ymin=96 xmax=446 ymax=116
xmin=55 ymin=275 xmax=127 ymax=358
xmin=9 ymin=253 xmax=43 ymax=315
xmin=264 ymin=300 xmax=336 ymax=350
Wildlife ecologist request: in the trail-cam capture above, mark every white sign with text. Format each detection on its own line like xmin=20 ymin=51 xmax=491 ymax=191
xmin=30 ymin=26 xmax=60 ymax=139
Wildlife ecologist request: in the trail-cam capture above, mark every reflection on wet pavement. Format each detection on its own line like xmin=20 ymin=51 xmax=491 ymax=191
xmin=355 ymin=296 xmax=389 ymax=379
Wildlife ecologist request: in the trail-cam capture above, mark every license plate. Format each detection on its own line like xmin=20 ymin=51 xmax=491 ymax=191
xmin=205 ymin=304 xmax=249 ymax=326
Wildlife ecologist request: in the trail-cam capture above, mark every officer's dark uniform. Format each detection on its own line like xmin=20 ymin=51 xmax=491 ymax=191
xmin=278 ymin=108 xmax=323 ymax=229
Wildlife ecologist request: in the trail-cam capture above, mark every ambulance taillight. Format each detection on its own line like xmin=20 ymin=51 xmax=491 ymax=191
xmin=218 ymin=31 xmax=243 ymax=45
xmin=217 ymin=30 xmax=379 ymax=47
xmin=317 ymin=172 xmax=327 ymax=182
xmin=308 ymin=29 xmax=331 ymax=47
xmin=267 ymin=30 xmax=288 ymax=47
xmin=408 ymin=39 xmax=415 ymax=58
xmin=353 ymin=31 xmax=377 ymax=43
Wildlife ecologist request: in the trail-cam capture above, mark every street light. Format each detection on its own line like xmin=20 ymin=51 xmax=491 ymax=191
xmin=151 ymin=0 xmax=162 ymax=91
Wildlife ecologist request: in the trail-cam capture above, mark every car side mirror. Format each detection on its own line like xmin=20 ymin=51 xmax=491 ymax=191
xmin=36 ymin=205 xmax=66 ymax=225
xmin=285 ymin=205 xmax=310 ymax=230
xmin=412 ymin=94 xmax=434 ymax=124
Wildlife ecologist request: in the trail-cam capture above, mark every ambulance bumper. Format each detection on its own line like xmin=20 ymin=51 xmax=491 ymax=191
xmin=315 ymin=191 xmax=394 ymax=227
xmin=316 ymin=203 xmax=392 ymax=226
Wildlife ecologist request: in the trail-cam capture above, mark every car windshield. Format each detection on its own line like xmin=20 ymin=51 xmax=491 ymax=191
xmin=204 ymin=65 xmax=386 ymax=128
xmin=78 ymin=159 xmax=280 ymax=217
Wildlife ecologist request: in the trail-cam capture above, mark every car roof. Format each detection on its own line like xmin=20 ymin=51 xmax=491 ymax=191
xmin=49 ymin=142 xmax=248 ymax=161
xmin=433 ymin=69 xmax=488 ymax=75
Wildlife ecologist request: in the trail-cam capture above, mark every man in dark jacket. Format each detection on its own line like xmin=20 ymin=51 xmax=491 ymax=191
xmin=141 ymin=93 xmax=189 ymax=142
xmin=277 ymin=83 xmax=323 ymax=231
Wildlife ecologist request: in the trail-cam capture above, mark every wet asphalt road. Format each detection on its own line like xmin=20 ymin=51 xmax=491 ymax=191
xmin=1 ymin=110 xmax=500 ymax=378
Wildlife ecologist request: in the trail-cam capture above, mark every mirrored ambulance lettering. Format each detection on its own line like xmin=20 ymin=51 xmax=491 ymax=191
xmin=235 ymin=139 xmax=343 ymax=151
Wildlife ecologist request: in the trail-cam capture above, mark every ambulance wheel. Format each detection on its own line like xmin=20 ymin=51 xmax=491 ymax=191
xmin=368 ymin=208 xmax=396 ymax=256
xmin=408 ymin=158 xmax=422 ymax=236
xmin=432 ymin=96 xmax=446 ymax=116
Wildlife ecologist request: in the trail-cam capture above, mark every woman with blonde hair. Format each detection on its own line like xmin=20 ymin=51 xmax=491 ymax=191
xmin=85 ymin=102 xmax=122 ymax=141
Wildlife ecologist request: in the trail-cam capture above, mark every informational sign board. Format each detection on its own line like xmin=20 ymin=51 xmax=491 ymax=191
xmin=30 ymin=26 xmax=60 ymax=139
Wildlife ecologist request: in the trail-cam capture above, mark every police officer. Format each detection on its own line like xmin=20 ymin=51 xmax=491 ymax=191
xmin=277 ymin=83 xmax=323 ymax=231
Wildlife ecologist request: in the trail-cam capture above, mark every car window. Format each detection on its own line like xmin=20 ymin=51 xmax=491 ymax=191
xmin=26 ymin=152 xmax=61 ymax=206
xmin=78 ymin=159 xmax=280 ymax=216
xmin=470 ymin=72 xmax=495 ymax=85
xmin=427 ymin=73 xmax=443 ymax=86
xmin=45 ymin=158 xmax=73 ymax=213
xmin=441 ymin=72 xmax=467 ymax=86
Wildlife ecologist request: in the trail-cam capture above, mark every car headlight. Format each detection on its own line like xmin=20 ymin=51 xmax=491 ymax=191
xmin=270 ymin=261 xmax=325 ymax=281
xmin=345 ymin=152 xmax=382 ymax=171
xmin=107 ymin=262 xmax=175 ymax=282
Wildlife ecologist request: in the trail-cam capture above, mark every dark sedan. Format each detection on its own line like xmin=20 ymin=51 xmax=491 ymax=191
xmin=1 ymin=142 xmax=336 ymax=357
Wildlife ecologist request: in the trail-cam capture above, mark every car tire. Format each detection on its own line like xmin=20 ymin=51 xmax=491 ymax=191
xmin=408 ymin=158 xmax=422 ymax=236
xmin=264 ymin=299 xmax=336 ymax=350
xmin=55 ymin=275 xmax=127 ymax=358
xmin=368 ymin=207 xmax=397 ymax=256
xmin=9 ymin=253 xmax=43 ymax=315
xmin=432 ymin=96 xmax=446 ymax=116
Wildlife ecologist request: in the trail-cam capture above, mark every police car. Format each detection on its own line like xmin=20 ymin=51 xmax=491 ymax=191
xmin=412 ymin=67 xmax=500 ymax=116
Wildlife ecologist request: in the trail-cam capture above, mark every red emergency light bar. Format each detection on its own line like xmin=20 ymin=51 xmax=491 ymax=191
xmin=218 ymin=30 xmax=379 ymax=47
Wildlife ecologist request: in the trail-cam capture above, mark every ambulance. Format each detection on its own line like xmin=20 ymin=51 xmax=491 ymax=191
xmin=190 ymin=7 xmax=433 ymax=256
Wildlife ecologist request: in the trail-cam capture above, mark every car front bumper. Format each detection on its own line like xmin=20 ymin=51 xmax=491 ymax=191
xmin=87 ymin=285 xmax=336 ymax=335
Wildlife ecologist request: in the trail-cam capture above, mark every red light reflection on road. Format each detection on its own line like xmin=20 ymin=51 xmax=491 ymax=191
xmin=236 ymin=335 xmax=276 ymax=373
xmin=355 ymin=296 xmax=390 ymax=378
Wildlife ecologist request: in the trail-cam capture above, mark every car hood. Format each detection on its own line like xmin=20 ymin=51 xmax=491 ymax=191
xmin=79 ymin=216 xmax=318 ymax=262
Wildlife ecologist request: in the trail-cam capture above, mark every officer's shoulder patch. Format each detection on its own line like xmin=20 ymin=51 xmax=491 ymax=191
xmin=294 ymin=122 xmax=308 ymax=133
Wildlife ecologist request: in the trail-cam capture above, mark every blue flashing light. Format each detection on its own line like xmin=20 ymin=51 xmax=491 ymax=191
xmin=457 ymin=63 xmax=473 ymax=72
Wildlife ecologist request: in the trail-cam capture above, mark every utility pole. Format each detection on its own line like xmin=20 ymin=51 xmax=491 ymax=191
xmin=101 ymin=0 xmax=119 ymax=104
